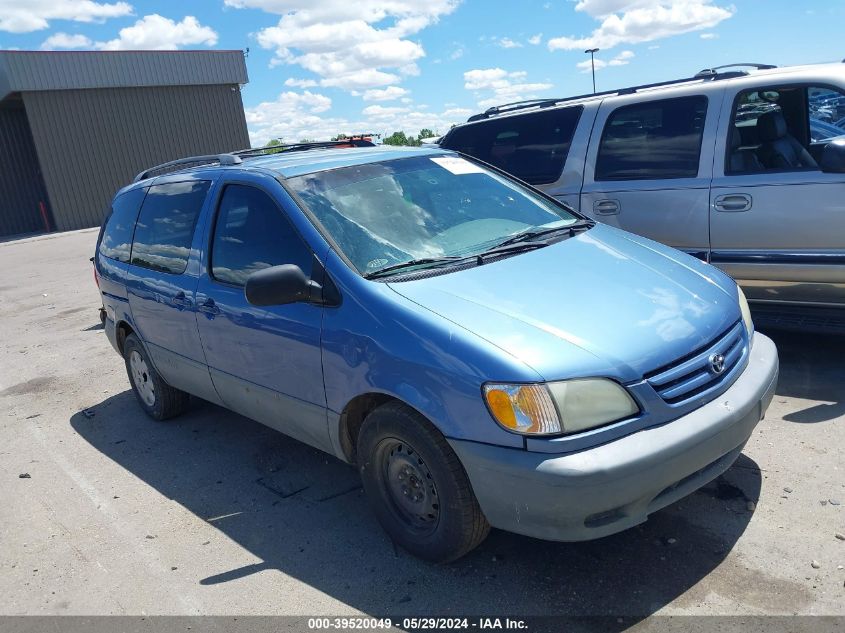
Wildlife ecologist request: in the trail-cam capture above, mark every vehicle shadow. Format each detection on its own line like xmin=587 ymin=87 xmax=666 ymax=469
xmin=759 ymin=327 xmax=845 ymax=423
xmin=70 ymin=390 xmax=762 ymax=624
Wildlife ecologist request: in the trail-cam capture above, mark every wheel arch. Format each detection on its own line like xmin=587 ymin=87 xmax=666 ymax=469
xmin=339 ymin=392 xmax=437 ymax=464
xmin=115 ymin=319 xmax=135 ymax=355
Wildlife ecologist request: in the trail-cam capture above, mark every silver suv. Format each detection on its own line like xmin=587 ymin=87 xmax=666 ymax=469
xmin=440 ymin=62 xmax=845 ymax=329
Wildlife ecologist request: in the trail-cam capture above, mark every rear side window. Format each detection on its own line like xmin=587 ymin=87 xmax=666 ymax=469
xmin=99 ymin=188 xmax=146 ymax=263
xmin=130 ymin=181 xmax=210 ymax=274
xmin=595 ymin=96 xmax=707 ymax=180
xmin=441 ymin=106 xmax=583 ymax=185
xmin=210 ymin=184 xmax=312 ymax=286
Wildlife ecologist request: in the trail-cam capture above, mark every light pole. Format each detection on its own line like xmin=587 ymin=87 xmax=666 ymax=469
xmin=584 ymin=47 xmax=599 ymax=93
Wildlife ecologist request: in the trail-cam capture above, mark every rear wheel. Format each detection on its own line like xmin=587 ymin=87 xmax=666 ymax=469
xmin=357 ymin=402 xmax=490 ymax=562
xmin=123 ymin=334 xmax=189 ymax=421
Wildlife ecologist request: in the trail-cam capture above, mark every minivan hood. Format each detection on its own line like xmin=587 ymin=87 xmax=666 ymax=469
xmin=387 ymin=225 xmax=739 ymax=383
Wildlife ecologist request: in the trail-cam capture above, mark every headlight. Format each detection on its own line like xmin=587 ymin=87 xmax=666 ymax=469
xmin=737 ymin=285 xmax=754 ymax=337
xmin=483 ymin=379 xmax=639 ymax=436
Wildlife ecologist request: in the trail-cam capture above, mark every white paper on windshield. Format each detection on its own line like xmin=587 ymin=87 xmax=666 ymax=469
xmin=430 ymin=156 xmax=485 ymax=175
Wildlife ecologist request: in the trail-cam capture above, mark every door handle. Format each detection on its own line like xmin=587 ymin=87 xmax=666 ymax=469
xmin=171 ymin=292 xmax=192 ymax=309
xmin=593 ymin=199 xmax=620 ymax=215
xmin=198 ymin=298 xmax=220 ymax=317
xmin=714 ymin=193 xmax=752 ymax=212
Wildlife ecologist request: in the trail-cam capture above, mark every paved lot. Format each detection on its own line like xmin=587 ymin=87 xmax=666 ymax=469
xmin=0 ymin=229 xmax=843 ymax=618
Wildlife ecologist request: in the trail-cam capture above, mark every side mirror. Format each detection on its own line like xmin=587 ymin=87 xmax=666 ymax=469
xmin=820 ymin=138 xmax=845 ymax=173
xmin=244 ymin=264 xmax=322 ymax=306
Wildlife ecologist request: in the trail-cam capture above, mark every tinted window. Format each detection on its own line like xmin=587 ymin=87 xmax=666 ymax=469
xmin=441 ymin=106 xmax=582 ymax=185
xmin=99 ymin=187 xmax=146 ymax=262
xmin=596 ymin=96 xmax=707 ymax=180
xmin=809 ymin=86 xmax=845 ymax=141
xmin=130 ymin=181 xmax=210 ymax=274
xmin=211 ymin=184 xmax=312 ymax=286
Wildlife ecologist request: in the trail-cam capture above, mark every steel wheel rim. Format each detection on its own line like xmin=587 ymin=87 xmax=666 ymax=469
xmin=377 ymin=438 xmax=440 ymax=535
xmin=129 ymin=350 xmax=155 ymax=407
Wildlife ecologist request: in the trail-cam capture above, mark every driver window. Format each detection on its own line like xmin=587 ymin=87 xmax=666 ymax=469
xmin=210 ymin=184 xmax=312 ymax=286
xmin=727 ymin=85 xmax=845 ymax=174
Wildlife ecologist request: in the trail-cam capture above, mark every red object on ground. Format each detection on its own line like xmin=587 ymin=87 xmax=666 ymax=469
xmin=38 ymin=201 xmax=51 ymax=232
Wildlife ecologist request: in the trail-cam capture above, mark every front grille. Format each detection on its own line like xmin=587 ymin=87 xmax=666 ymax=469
xmin=645 ymin=321 xmax=747 ymax=406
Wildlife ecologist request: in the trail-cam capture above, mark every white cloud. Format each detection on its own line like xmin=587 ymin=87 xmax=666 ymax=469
xmin=285 ymin=78 xmax=319 ymax=88
xmin=548 ymin=1 xmax=734 ymax=51
xmin=464 ymin=67 xmax=554 ymax=108
xmin=699 ymin=32 xmax=718 ymax=39
xmin=528 ymin=33 xmax=542 ymax=45
xmin=576 ymin=49 xmax=634 ymax=72
xmin=576 ymin=58 xmax=607 ymax=72
xmin=498 ymin=37 xmax=523 ymax=49
xmin=0 ymin=0 xmax=132 ymax=33
xmin=450 ymin=46 xmax=464 ymax=60
xmin=573 ymin=0 xmax=658 ymax=17
xmin=244 ymin=89 xmax=471 ymax=145
xmin=227 ymin=0 xmax=459 ymax=91
xmin=611 ymin=49 xmax=634 ymax=63
xmin=96 ymin=15 xmax=218 ymax=50
xmin=362 ymin=86 xmax=409 ymax=101
xmin=40 ymin=32 xmax=93 ymax=49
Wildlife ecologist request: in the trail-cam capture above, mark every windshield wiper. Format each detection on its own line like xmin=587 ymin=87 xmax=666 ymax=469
xmin=493 ymin=221 xmax=594 ymax=250
xmin=472 ymin=240 xmax=552 ymax=262
xmin=364 ymin=256 xmax=465 ymax=279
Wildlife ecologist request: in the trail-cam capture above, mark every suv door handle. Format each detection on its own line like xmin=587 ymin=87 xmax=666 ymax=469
xmin=198 ymin=298 xmax=220 ymax=317
xmin=171 ymin=292 xmax=192 ymax=310
xmin=593 ymin=199 xmax=620 ymax=215
xmin=714 ymin=193 xmax=752 ymax=212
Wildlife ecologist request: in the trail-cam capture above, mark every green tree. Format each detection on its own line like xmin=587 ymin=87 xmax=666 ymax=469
xmin=382 ymin=131 xmax=409 ymax=146
xmin=417 ymin=128 xmax=436 ymax=141
xmin=264 ymin=137 xmax=284 ymax=153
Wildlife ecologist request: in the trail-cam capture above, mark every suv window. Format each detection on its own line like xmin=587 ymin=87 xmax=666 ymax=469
xmin=727 ymin=84 xmax=845 ymax=174
xmin=130 ymin=181 xmax=210 ymax=274
xmin=210 ymin=184 xmax=312 ymax=286
xmin=596 ymin=96 xmax=707 ymax=180
xmin=99 ymin=187 xmax=146 ymax=263
xmin=440 ymin=106 xmax=583 ymax=185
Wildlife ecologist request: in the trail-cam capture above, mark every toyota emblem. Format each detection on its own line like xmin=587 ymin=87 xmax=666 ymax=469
xmin=709 ymin=353 xmax=726 ymax=375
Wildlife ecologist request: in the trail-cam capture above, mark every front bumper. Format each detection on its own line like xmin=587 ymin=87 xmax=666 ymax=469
xmin=449 ymin=332 xmax=778 ymax=542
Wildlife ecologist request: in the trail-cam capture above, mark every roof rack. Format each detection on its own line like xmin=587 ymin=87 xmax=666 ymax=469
xmin=232 ymin=138 xmax=375 ymax=158
xmin=695 ymin=63 xmax=777 ymax=77
xmin=133 ymin=138 xmax=377 ymax=182
xmin=466 ymin=65 xmax=775 ymax=122
xmin=134 ymin=154 xmax=241 ymax=182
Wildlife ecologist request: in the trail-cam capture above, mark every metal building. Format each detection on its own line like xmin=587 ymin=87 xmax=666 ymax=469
xmin=0 ymin=50 xmax=250 ymax=237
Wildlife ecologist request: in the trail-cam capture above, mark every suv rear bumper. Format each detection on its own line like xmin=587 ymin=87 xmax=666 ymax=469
xmin=448 ymin=332 xmax=778 ymax=542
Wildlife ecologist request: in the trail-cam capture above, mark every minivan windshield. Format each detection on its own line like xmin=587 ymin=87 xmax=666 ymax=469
xmin=287 ymin=154 xmax=579 ymax=276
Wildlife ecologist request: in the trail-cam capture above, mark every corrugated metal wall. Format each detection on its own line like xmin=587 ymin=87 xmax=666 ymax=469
xmin=23 ymin=84 xmax=250 ymax=231
xmin=0 ymin=50 xmax=249 ymax=97
xmin=0 ymin=100 xmax=52 ymax=237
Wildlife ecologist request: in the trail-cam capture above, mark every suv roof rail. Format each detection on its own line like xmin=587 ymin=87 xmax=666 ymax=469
xmin=695 ymin=63 xmax=777 ymax=77
xmin=134 ymin=154 xmax=242 ymax=182
xmin=133 ymin=138 xmax=377 ymax=182
xmin=231 ymin=138 xmax=376 ymax=158
xmin=466 ymin=70 xmax=748 ymax=122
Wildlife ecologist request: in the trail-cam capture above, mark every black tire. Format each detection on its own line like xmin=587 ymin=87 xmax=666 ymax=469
xmin=123 ymin=333 xmax=189 ymax=421
xmin=357 ymin=402 xmax=490 ymax=563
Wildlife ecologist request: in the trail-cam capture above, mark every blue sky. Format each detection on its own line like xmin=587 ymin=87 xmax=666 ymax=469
xmin=1 ymin=1 xmax=844 ymax=145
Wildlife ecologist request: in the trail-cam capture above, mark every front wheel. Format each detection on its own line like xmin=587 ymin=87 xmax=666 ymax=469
xmin=357 ymin=402 xmax=490 ymax=562
xmin=123 ymin=333 xmax=189 ymax=421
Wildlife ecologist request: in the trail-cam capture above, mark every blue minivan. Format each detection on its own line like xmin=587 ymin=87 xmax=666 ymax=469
xmin=95 ymin=144 xmax=778 ymax=562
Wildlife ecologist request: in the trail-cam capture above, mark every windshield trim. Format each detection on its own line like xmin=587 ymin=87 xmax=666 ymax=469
xmin=278 ymin=151 xmax=590 ymax=279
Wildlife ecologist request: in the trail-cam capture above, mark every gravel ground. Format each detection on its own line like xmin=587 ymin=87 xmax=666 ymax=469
xmin=0 ymin=229 xmax=843 ymax=618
